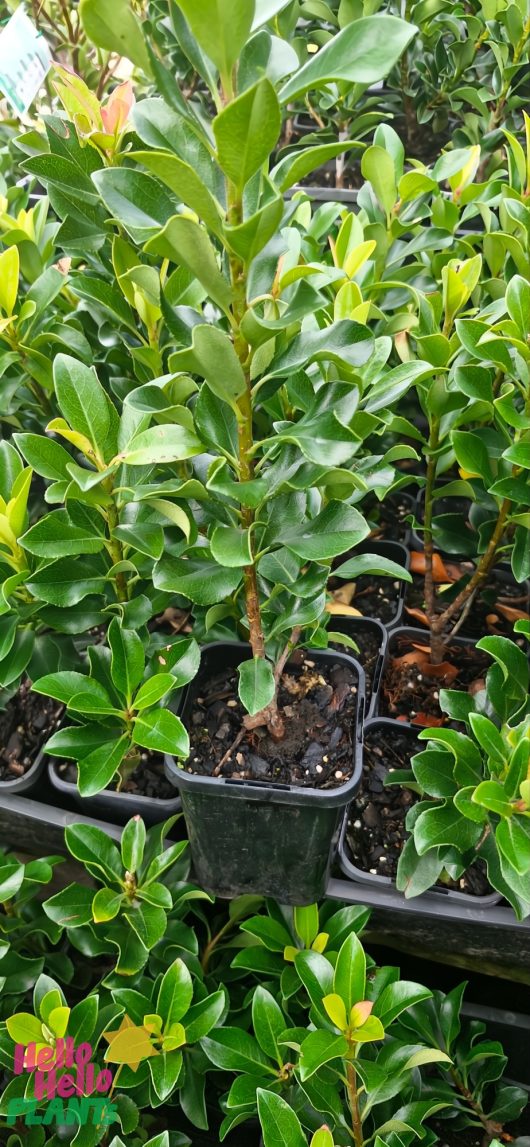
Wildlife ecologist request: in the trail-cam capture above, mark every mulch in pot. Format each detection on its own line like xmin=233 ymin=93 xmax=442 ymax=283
xmin=183 ymin=651 xmax=359 ymax=789
xmin=55 ymin=752 xmax=176 ymax=799
xmin=379 ymin=633 xmax=491 ymax=727
xmin=346 ymin=722 xmax=490 ymax=896
xmin=0 ymin=681 xmax=62 ymax=782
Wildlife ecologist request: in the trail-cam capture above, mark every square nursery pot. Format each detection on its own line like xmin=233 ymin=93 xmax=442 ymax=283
xmin=0 ymin=744 xmax=47 ymax=797
xmin=338 ymin=717 xmax=501 ymax=909
xmin=165 ymin=641 xmax=365 ymax=905
xmin=373 ymin=625 xmax=498 ymax=723
xmin=48 ymin=758 xmax=181 ymax=828
xmin=327 ymin=616 xmax=387 ymax=719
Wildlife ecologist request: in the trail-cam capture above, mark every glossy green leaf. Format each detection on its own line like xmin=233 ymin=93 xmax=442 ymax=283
xmin=157 ymin=958 xmax=193 ymax=1025
xmin=145 ymin=216 xmax=232 ymax=315
xmin=108 ymin=619 xmax=144 ymax=701
xmin=80 ymin=0 xmax=151 ymax=70
xmin=174 ymin=0 xmax=255 ymax=80
xmin=133 ymin=709 xmax=189 ymax=758
xmin=279 ymin=15 xmax=417 ymax=100
xmin=121 ymin=817 xmax=146 ymax=874
xmin=333 ymin=932 xmax=366 ymax=1012
xmin=77 ymin=736 xmax=130 ymax=798
xmin=257 ymin=1089 xmax=306 ymax=1147
xmin=238 ymin=657 xmax=275 ymax=715
xmin=214 ymin=79 xmax=280 ymax=190
xmin=130 ymin=151 xmax=223 ymax=236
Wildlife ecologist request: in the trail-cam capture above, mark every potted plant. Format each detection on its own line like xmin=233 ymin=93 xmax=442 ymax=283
xmin=82 ymin=1 xmax=420 ymax=905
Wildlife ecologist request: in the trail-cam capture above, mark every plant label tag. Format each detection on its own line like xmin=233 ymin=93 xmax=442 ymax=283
xmin=0 ymin=7 xmax=52 ymax=116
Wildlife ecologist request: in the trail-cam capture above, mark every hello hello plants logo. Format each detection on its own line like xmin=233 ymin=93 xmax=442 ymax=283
xmin=6 ymin=1014 xmax=160 ymax=1128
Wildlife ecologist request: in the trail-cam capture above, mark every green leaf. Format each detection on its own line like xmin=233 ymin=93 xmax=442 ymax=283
xmin=214 ymin=79 xmax=280 ymax=190
xmin=80 ymin=0 xmax=150 ymax=69
xmin=503 ymin=443 xmax=530 ymax=469
xmin=184 ymin=991 xmax=226 ymax=1043
xmin=174 ymin=0 xmax=254 ymax=80
xmin=121 ymin=817 xmax=146 ymax=874
xmin=362 ymin=145 xmax=397 ymax=216
xmin=257 ymin=1089 xmax=306 ymax=1147
xmin=157 ymin=958 xmax=193 ymax=1025
xmin=64 ymin=823 xmax=124 ymax=882
xmin=414 ymin=803 xmax=483 ymax=855
xmin=294 ymin=904 xmax=319 ymax=948
xmin=496 ymin=817 xmax=530 ymax=876
xmin=13 ymin=433 xmax=72 ymax=482
xmin=43 ymin=884 xmax=95 ymax=929
xmin=26 ymin=559 xmax=106 ymax=607
xmin=117 ymin=424 xmax=203 ymax=466
xmin=468 ymin=714 xmax=505 ymax=767
xmin=476 ymin=635 xmax=529 ymax=694
xmin=279 ymin=15 xmax=417 ymax=101
xmin=134 ymin=674 xmax=176 ymax=710
xmin=133 ymin=709 xmax=190 ymax=758
xmin=299 ymin=1029 xmax=349 ymax=1081
xmin=252 ymin=987 xmax=286 ymax=1060
xmin=201 ymin=1027 xmax=275 ymax=1074
xmin=211 ymin=525 xmax=252 ymax=567
xmin=294 ymin=951 xmax=334 ymax=1023
xmin=153 ymin=553 xmax=242 ymax=604
xmin=44 ymin=724 xmax=121 ymax=759
xmin=92 ymin=168 xmax=175 ymax=243
xmin=333 ymin=932 xmax=366 ymax=1012
xmin=272 ymin=143 xmax=361 ymax=192
xmin=92 ymin=887 xmax=123 ymax=923
xmin=165 ymin=324 xmax=245 ymax=408
xmin=282 ymin=502 xmax=369 ymax=560
xmin=373 ymin=981 xmax=432 ymax=1026
xmin=396 ymin=837 xmax=446 ymax=898
xmin=472 ymin=780 xmax=514 ymax=818
xmin=452 ymin=430 xmax=492 ymax=483
xmin=124 ymin=901 xmax=167 ymax=950
xmin=267 ymin=320 xmax=373 ymax=377
xmin=506 ymin=274 xmax=530 ymax=335
xmin=6 ymin=1012 xmax=43 ymax=1045
xmin=238 ymin=657 xmax=275 ymax=716
xmin=333 ymin=553 xmax=411 ymax=582
xmin=77 ymin=736 xmax=130 ymax=798
xmin=53 ymin=354 xmax=119 ymax=461
xmin=108 ymin=618 xmax=144 ymax=701
xmin=130 ymin=151 xmax=223 ymax=236
xmin=145 ymin=217 xmax=232 ymax=315
xmin=20 ymin=507 xmax=105 ymax=559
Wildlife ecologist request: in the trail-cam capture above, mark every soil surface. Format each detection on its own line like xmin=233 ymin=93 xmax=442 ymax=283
xmin=380 ymin=634 xmax=491 ymax=726
xmin=367 ymin=493 xmax=414 ymax=544
xmin=55 ymin=752 xmax=176 ymax=800
xmin=330 ymin=622 xmax=382 ymax=705
xmin=0 ymin=682 xmax=63 ymax=782
xmin=405 ymin=569 xmax=530 ymax=640
xmin=329 ymin=569 xmax=404 ymax=625
xmin=183 ymin=652 xmax=359 ymax=788
xmin=345 ymin=722 xmax=491 ymax=896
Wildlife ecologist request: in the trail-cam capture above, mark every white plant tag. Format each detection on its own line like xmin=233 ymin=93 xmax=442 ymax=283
xmin=0 ymin=7 xmax=52 ymax=116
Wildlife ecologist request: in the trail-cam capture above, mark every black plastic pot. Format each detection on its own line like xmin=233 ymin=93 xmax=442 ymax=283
xmin=328 ymin=617 xmax=386 ymax=719
xmin=374 ymin=625 xmax=488 ymax=722
xmin=367 ymin=491 xmax=415 ymax=548
xmin=0 ymin=744 xmax=46 ymax=797
xmin=48 ymin=760 xmax=181 ymax=828
xmin=165 ymin=641 xmax=365 ymax=905
xmin=338 ymin=717 xmax=501 ymax=907
xmin=0 ymin=788 xmax=122 ymax=852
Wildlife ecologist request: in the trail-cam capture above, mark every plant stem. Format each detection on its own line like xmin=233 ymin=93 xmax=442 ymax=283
xmin=423 ymin=417 xmax=439 ymax=650
xmin=429 ymin=498 xmax=511 ymax=662
xmin=449 ymin=1067 xmax=503 ymax=1143
xmin=106 ymin=495 xmax=129 ymax=603
xmin=346 ymin=1059 xmax=364 ymax=1147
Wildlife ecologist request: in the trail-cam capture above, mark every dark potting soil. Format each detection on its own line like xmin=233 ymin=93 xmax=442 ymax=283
xmin=346 ymin=723 xmax=491 ymax=896
xmin=405 ymin=571 xmax=530 ymax=639
xmin=329 ymin=570 xmax=403 ymax=624
xmin=0 ymin=682 xmax=63 ymax=781
xmin=56 ymin=752 xmax=176 ymax=800
xmin=367 ymin=493 xmax=413 ymax=544
xmin=330 ymin=623 xmax=380 ymax=703
xmin=184 ymin=652 xmax=359 ymax=788
xmin=380 ymin=634 xmax=491 ymax=726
